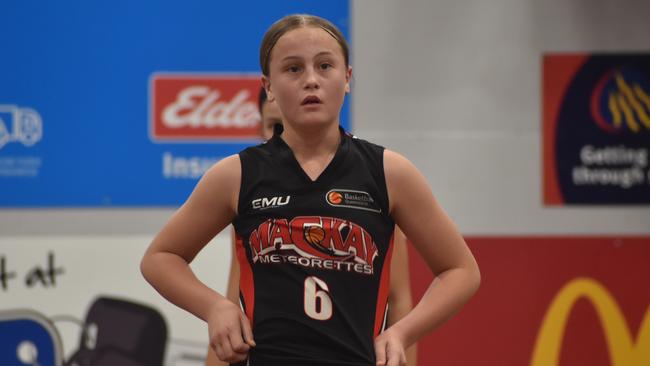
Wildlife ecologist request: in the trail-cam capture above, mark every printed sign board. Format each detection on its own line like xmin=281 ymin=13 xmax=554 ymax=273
xmin=0 ymin=1 xmax=350 ymax=207
xmin=543 ymin=54 xmax=650 ymax=204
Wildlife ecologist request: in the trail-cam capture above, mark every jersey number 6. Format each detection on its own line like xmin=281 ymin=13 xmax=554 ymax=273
xmin=304 ymin=276 xmax=333 ymax=320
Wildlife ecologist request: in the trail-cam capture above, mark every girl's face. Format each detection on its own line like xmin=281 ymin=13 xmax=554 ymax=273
xmin=264 ymin=26 xmax=351 ymax=130
xmin=260 ymin=99 xmax=282 ymax=140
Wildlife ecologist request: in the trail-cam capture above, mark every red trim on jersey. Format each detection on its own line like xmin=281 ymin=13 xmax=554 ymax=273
xmin=236 ymin=233 xmax=255 ymax=324
xmin=374 ymin=231 xmax=395 ymax=336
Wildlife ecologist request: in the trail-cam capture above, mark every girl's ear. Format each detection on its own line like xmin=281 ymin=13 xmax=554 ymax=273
xmin=345 ymin=66 xmax=352 ymax=94
xmin=262 ymin=76 xmax=274 ymax=101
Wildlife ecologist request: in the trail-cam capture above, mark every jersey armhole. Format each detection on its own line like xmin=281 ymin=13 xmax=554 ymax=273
xmin=381 ymin=148 xmax=393 ymax=216
xmin=234 ymin=151 xmax=248 ymax=219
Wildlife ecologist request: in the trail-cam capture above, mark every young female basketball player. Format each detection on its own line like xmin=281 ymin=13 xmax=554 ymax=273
xmin=141 ymin=14 xmax=480 ymax=366
xmin=204 ymin=89 xmax=418 ymax=366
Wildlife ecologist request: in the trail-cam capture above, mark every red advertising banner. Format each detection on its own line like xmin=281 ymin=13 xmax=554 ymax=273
xmin=542 ymin=54 xmax=650 ymax=205
xmin=150 ymin=74 xmax=262 ymax=142
xmin=408 ymin=236 xmax=650 ymax=366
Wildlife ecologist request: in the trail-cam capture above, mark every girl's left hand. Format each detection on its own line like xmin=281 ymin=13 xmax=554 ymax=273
xmin=374 ymin=327 xmax=407 ymax=366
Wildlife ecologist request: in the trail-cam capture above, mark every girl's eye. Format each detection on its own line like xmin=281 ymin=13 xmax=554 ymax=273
xmin=287 ymin=66 xmax=301 ymax=73
xmin=320 ymin=63 xmax=332 ymax=70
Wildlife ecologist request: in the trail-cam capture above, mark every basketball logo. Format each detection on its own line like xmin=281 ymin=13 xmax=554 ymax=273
xmin=304 ymin=225 xmax=326 ymax=246
xmin=327 ymin=191 xmax=343 ymax=205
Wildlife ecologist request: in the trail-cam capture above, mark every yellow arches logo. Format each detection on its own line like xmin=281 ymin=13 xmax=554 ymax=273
xmin=531 ymin=278 xmax=650 ymax=366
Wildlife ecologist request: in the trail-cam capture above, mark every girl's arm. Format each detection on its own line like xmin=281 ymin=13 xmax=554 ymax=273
xmin=375 ymin=150 xmax=481 ymax=366
xmin=140 ymin=155 xmax=254 ymax=364
xmin=387 ymin=227 xmax=417 ymax=366
xmin=205 ymin=227 xmax=242 ymax=366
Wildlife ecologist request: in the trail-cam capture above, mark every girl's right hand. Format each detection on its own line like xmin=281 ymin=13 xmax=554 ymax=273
xmin=207 ymin=298 xmax=256 ymax=363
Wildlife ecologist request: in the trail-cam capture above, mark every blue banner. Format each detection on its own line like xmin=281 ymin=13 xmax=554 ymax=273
xmin=0 ymin=1 xmax=350 ymax=206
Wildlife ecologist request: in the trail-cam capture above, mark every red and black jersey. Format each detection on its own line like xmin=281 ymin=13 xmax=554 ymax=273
xmin=232 ymin=128 xmax=395 ymax=366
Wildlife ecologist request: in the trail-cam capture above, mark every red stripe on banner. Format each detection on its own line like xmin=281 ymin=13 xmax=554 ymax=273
xmin=374 ymin=231 xmax=395 ymax=336
xmin=236 ymin=234 xmax=255 ymax=324
xmin=542 ymin=53 xmax=589 ymax=205
xmin=408 ymin=236 xmax=650 ymax=366
xmin=589 ymin=70 xmax=620 ymax=134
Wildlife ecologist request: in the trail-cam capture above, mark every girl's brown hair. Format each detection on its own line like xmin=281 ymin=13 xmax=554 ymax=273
xmin=259 ymin=14 xmax=349 ymax=76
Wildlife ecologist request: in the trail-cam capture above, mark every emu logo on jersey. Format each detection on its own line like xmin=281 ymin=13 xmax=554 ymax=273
xmin=248 ymin=216 xmax=379 ymax=275
xmin=252 ymin=196 xmax=290 ymax=210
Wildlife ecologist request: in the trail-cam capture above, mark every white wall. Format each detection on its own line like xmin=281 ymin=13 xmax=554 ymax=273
xmin=352 ymin=0 xmax=650 ymax=234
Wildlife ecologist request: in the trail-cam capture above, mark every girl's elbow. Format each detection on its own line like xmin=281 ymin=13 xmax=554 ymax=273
xmin=469 ymin=262 xmax=481 ymax=294
xmin=140 ymin=256 xmax=149 ymax=281
xmin=140 ymin=251 xmax=155 ymax=283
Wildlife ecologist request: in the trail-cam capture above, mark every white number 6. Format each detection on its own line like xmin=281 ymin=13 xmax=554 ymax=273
xmin=304 ymin=276 xmax=333 ymax=320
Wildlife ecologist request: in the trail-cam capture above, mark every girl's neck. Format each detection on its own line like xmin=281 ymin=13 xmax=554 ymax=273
xmin=280 ymin=121 xmax=341 ymax=160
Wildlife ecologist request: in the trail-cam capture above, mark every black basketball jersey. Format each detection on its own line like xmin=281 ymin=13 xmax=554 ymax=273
xmin=232 ymin=128 xmax=395 ymax=366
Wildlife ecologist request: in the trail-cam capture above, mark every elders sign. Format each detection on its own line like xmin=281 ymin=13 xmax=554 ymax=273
xmin=150 ymin=74 xmax=262 ymax=142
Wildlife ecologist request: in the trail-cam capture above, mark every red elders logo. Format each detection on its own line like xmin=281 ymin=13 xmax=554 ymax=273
xmin=248 ymin=216 xmax=379 ymax=275
xmin=150 ymin=74 xmax=262 ymax=141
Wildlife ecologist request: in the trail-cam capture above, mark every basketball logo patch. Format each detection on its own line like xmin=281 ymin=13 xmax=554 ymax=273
xmin=327 ymin=191 xmax=343 ymax=205
xmin=304 ymin=225 xmax=326 ymax=246
xmin=325 ymin=189 xmax=381 ymax=213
